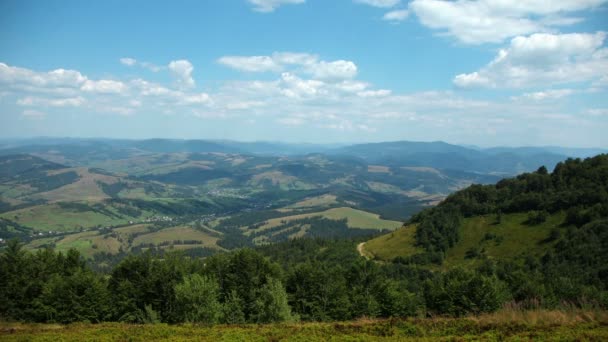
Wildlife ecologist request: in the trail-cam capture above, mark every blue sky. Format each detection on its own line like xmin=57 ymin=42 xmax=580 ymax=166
xmin=0 ymin=0 xmax=607 ymax=147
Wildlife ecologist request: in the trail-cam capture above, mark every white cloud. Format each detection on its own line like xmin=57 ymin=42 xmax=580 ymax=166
xmin=454 ymin=32 xmax=608 ymax=88
xmin=272 ymin=52 xmax=318 ymax=66
xmin=225 ymin=101 xmax=266 ymax=110
xmin=120 ymin=57 xmax=163 ymax=72
xmin=355 ymin=0 xmax=400 ymax=8
xmin=409 ymin=0 xmax=608 ymax=44
xmin=587 ymin=108 xmax=608 ymax=116
xmin=81 ymin=79 xmax=128 ymax=94
xmin=383 ymin=9 xmax=409 ymax=22
xmin=247 ymin=0 xmax=305 ymax=12
xmin=218 ymin=56 xmax=281 ymax=72
xmin=357 ymin=89 xmax=392 ymax=97
xmin=178 ymin=92 xmax=211 ymax=105
xmin=168 ymin=60 xmax=195 ymax=89
xmin=17 ymin=96 xmax=86 ymax=107
xmin=218 ymin=52 xmax=358 ymax=81
xmin=335 ymin=80 xmax=369 ymax=93
xmin=120 ymin=57 xmax=137 ymax=66
xmin=0 ymin=63 xmax=86 ymax=88
xmin=218 ymin=52 xmax=319 ymax=73
xmin=280 ymin=72 xmax=325 ymax=98
xmin=306 ymin=60 xmax=358 ymax=80
xmin=513 ymin=89 xmax=575 ymax=101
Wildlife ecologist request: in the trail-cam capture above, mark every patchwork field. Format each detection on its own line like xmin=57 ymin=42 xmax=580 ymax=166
xmin=0 ymin=203 xmax=141 ymax=232
xmin=132 ymin=226 xmax=221 ymax=249
xmin=24 ymin=222 xmax=223 ymax=259
xmin=250 ymin=207 xmax=402 ymax=234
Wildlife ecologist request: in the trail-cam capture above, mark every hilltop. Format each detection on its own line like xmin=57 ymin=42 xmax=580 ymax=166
xmin=364 ymin=155 xmax=608 ymax=289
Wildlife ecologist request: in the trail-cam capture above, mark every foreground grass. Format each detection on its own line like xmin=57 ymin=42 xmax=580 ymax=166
xmin=2 ymin=309 xmax=607 ymax=341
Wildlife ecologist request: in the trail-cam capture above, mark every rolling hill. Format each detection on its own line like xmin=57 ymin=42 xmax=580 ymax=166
xmin=363 ymin=154 xmax=608 ymax=285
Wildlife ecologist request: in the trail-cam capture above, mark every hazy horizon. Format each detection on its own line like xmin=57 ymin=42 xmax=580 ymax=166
xmin=1 ymin=1 xmax=607 ymax=148
xmin=2 ymin=135 xmax=608 ymax=151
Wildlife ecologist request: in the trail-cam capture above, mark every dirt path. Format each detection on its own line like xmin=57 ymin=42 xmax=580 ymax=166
xmin=357 ymin=242 xmax=371 ymax=259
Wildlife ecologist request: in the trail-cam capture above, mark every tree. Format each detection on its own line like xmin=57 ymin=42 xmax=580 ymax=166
xmin=221 ymin=290 xmax=245 ymax=324
xmin=174 ymin=274 xmax=221 ymax=324
xmin=35 ymin=270 xmax=110 ymax=323
xmin=251 ymin=277 xmax=296 ymax=323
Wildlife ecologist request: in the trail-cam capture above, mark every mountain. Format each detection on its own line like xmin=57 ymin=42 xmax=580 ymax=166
xmin=363 ymin=154 xmax=608 ymax=282
xmin=331 ymin=141 xmax=583 ymax=175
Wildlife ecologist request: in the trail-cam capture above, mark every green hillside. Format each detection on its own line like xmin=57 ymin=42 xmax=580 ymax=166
xmin=364 ymin=211 xmax=566 ymax=268
xmin=364 ymin=155 xmax=608 ymax=288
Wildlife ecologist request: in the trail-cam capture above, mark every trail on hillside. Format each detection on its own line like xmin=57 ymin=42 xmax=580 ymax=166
xmin=357 ymin=242 xmax=371 ymax=259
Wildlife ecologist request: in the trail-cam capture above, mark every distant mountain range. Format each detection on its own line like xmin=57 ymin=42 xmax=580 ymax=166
xmin=1 ymin=138 xmax=604 ymax=176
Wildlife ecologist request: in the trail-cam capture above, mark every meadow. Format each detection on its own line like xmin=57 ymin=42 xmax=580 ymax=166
xmin=363 ymin=212 xmax=565 ymax=268
xmin=2 ymin=308 xmax=607 ymax=341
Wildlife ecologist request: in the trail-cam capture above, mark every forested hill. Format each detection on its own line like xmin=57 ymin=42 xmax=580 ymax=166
xmin=410 ymin=154 xmax=608 ymax=258
xmin=365 ymin=154 xmax=608 ymax=308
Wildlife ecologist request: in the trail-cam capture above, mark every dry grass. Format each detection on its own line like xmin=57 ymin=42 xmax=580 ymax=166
xmin=2 ymin=309 xmax=607 ymax=341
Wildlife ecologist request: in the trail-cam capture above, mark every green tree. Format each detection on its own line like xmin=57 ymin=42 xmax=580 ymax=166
xmin=251 ymin=277 xmax=296 ymax=323
xmin=221 ymin=289 xmax=245 ymax=324
xmin=35 ymin=270 xmax=110 ymax=323
xmin=174 ymin=274 xmax=221 ymax=324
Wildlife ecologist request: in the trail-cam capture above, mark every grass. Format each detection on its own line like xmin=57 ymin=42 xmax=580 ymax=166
xmin=132 ymin=226 xmax=221 ymax=249
xmin=441 ymin=212 xmax=565 ymax=269
xmin=285 ymin=194 xmax=338 ymax=209
xmin=49 ymin=231 xmax=122 ymax=258
xmin=0 ymin=204 xmax=129 ymax=232
xmin=253 ymin=207 xmax=402 ymax=233
xmin=25 ymin=223 xmax=223 ymax=258
xmin=2 ymin=309 xmax=606 ymax=341
xmin=363 ymin=212 xmax=566 ymax=267
xmin=363 ymin=224 xmax=422 ymax=260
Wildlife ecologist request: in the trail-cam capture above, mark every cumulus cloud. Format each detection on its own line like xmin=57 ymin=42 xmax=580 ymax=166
xmin=17 ymin=96 xmax=86 ymax=107
xmin=218 ymin=56 xmax=281 ymax=72
xmin=357 ymin=89 xmax=392 ymax=97
xmin=454 ymin=32 xmax=608 ymax=88
xmin=168 ymin=60 xmax=195 ymax=89
xmin=355 ymin=0 xmax=400 ymax=8
xmin=81 ymin=79 xmax=128 ymax=94
xmin=307 ymin=60 xmax=358 ymax=80
xmin=513 ymin=89 xmax=575 ymax=101
xmin=409 ymin=0 xmax=607 ymax=44
xmin=247 ymin=0 xmax=305 ymax=12
xmin=218 ymin=52 xmax=357 ymax=81
xmin=120 ymin=57 xmax=137 ymax=66
xmin=383 ymin=10 xmax=409 ymax=22
xmin=0 ymin=61 xmax=213 ymax=119
xmin=0 ymin=63 xmax=86 ymax=88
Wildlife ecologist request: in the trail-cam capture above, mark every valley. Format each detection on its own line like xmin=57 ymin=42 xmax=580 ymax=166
xmin=1 ymin=138 xmax=596 ymax=262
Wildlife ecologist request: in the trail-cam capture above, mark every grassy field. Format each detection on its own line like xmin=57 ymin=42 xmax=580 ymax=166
xmin=362 ymin=224 xmax=422 ymax=260
xmin=284 ymin=194 xmax=338 ymax=209
xmin=253 ymin=207 xmax=402 ymax=234
xmin=2 ymin=309 xmax=606 ymax=341
xmin=132 ymin=226 xmax=221 ymax=249
xmin=364 ymin=212 xmax=565 ymax=267
xmin=23 ymin=223 xmax=223 ymax=259
xmin=0 ymin=204 xmax=137 ymax=232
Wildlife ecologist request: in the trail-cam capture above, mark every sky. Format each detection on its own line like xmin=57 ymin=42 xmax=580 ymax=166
xmin=0 ymin=0 xmax=607 ymax=147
